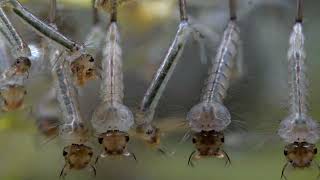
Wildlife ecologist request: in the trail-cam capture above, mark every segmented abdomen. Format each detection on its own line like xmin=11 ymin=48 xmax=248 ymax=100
xmin=201 ymin=21 xmax=240 ymax=103
xmin=101 ymin=22 xmax=123 ymax=104
xmin=287 ymin=23 xmax=308 ymax=116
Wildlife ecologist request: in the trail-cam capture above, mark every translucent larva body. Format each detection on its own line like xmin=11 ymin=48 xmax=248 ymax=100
xmin=278 ymin=23 xmax=319 ymax=144
xmin=187 ymin=21 xmax=240 ymax=133
xmin=1 ymin=0 xmax=97 ymax=86
xmin=135 ymin=21 xmax=190 ymax=147
xmin=0 ymin=7 xmax=30 ymax=58
xmin=51 ymin=49 xmax=90 ymax=143
xmin=44 ymin=1 xmax=95 ymax=176
xmin=279 ymin=20 xmax=319 ymax=178
xmin=0 ymin=29 xmax=28 ymax=111
xmin=187 ymin=19 xmax=240 ymax=164
xmin=92 ymin=22 xmax=134 ymax=158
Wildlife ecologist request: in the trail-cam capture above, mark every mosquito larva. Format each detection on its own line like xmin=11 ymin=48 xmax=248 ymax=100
xmin=0 ymin=7 xmax=31 ymax=78
xmin=0 ymin=0 xmax=98 ymax=86
xmin=186 ymin=0 xmax=240 ymax=166
xmin=278 ymin=1 xmax=319 ymax=179
xmin=0 ymin=24 xmax=28 ymax=111
xmin=91 ymin=1 xmax=135 ymax=161
xmin=134 ymin=0 xmax=200 ymax=151
xmin=44 ymin=1 xmax=95 ymax=177
xmin=53 ymin=26 xmax=95 ymax=180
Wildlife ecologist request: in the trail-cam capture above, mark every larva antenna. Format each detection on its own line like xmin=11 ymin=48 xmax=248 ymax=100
xmin=229 ymin=0 xmax=237 ymax=21
xmin=179 ymin=0 xmax=188 ymax=21
xmin=296 ymin=0 xmax=303 ymax=23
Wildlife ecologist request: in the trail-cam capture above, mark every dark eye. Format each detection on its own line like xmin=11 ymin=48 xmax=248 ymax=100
xmin=192 ymin=137 xmax=196 ymax=144
xmin=63 ymin=150 xmax=68 ymax=156
xmin=314 ymin=148 xmax=318 ymax=154
xmin=88 ymin=152 xmax=93 ymax=156
xmin=98 ymin=138 xmax=103 ymax=144
xmin=221 ymin=137 xmax=225 ymax=143
xmin=89 ymin=57 xmax=94 ymax=62
xmin=284 ymin=150 xmax=288 ymax=156
xmin=146 ymin=130 xmax=152 ymax=135
xmin=24 ymin=90 xmax=27 ymax=95
xmin=125 ymin=136 xmax=129 ymax=142
xmin=16 ymin=60 xmax=20 ymax=64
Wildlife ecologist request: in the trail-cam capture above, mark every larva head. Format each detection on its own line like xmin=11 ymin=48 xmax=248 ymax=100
xmin=284 ymin=142 xmax=317 ymax=168
xmin=98 ymin=130 xmax=131 ymax=157
xmin=70 ymin=54 xmax=97 ymax=86
xmin=13 ymin=57 xmax=31 ymax=75
xmin=189 ymin=130 xmax=230 ymax=166
xmin=192 ymin=130 xmax=225 ymax=157
xmin=61 ymin=144 xmax=94 ymax=175
xmin=0 ymin=85 xmax=27 ymax=111
xmin=187 ymin=102 xmax=231 ymax=132
xmin=136 ymin=125 xmax=161 ymax=147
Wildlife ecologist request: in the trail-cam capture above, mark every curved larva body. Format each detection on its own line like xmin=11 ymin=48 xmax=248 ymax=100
xmin=278 ymin=23 xmax=319 ymax=144
xmin=187 ymin=21 xmax=240 ymax=132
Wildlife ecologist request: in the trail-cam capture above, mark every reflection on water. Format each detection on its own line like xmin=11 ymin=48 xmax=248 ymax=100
xmin=1 ymin=0 xmax=320 ymax=180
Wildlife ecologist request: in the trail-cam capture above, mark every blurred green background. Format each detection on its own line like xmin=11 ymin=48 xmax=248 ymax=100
xmin=1 ymin=0 xmax=320 ymax=180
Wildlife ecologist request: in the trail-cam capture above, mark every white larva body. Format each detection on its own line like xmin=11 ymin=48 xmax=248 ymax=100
xmin=278 ymin=23 xmax=319 ymax=144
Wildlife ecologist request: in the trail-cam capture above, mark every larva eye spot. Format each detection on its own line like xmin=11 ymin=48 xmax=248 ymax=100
xmin=192 ymin=137 xmax=196 ymax=144
xmin=98 ymin=137 xmax=103 ymax=144
xmin=63 ymin=150 xmax=68 ymax=156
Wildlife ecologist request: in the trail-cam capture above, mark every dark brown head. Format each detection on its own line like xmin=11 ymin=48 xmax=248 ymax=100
xmin=284 ymin=142 xmax=317 ymax=168
xmin=13 ymin=57 xmax=31 ymax=75
xmin=98 ymin=130 xmax=131 ymax=157
xmin=0 ymin=85 xmax=27 ymax=111
xmin=70 ymin=54 xmax=97 ymax=86
xmin=60 ymin=144 xmax=95 ymax=177
xmin=189 ymin=130 xmax=230 ymax=166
